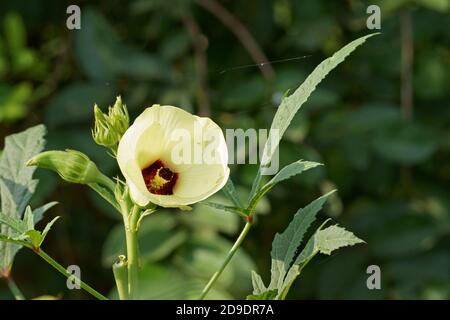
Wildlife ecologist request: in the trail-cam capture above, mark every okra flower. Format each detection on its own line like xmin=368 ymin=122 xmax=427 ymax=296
xmin=117 ymin=105 xmax=229 ymax=208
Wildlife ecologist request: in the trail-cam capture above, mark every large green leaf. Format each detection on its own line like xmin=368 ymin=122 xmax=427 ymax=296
xmin=281 ymin=224 xmax=364 ymax=299
xmin=250 ymin=33 xmax=378 ymax=200
xmin=0 ymin=212 xmax=25 ymax=234
xmin=200 ymin=202 xmax=248 ymax=218
xmin=248 ymin=190 xmax=363 ymax=299
xmin=32 ymin=201 xmax=58 ymax=225
xmin=314 ymin=225 xmax=365 ymax=255
xmin=0 ymin=205 xmax=60 ymax=249
xmin=0 ymin=125 xmax=45 ymax=273
xmin=268 ymin=191 xmax=335 ymax=290
xmin=250 ymin=270 xmax=267 ymax=296
xmin=261 ymin=33 xmax=378 ymax=166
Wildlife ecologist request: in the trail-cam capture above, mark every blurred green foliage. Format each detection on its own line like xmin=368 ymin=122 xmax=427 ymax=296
xmin=0 ymin=0 xmax=449 ymax=299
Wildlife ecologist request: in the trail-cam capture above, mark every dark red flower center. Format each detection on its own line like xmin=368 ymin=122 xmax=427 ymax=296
xmin=142 ymin=160 xmax=178 ymax=195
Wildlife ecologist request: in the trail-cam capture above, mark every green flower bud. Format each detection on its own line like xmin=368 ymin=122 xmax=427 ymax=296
xmin=92 ymin=104 xmax=120 ymax=148
xmin=92 ymin=96 xmax=129 ymax=152
xmin=27 ymin=149 xmax=115 ymax=191
xmin=108 ymin=96 xmax=129 ymax=136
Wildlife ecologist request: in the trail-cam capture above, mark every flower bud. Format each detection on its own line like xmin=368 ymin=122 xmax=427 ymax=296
xmin=92 ymin=96 xmax=129 ymax=151
xmin=92 ymin=104 xmax=120 ymax=148
xmin=27 ymin=149 xmax=115 ymax=190
xmin=108 ymin=96 xmax=129 ymax=136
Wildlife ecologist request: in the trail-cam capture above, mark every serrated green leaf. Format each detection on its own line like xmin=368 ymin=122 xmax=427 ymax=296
xmin=32 ymin=201 xmax=58 ymax=225
xmin=280 ymin=234 xmax=317 ymax=298
xmin=10 ymin=234 xmax=29 ymax=242
xmin=201 ymin=202 xmax=248 ymax=217
xmin=23 ymin=206 xmax=34 ymax=231
xmin=0 ymin=212 xmax=26 ymax=234
xmin=251 ymin=270 xmax=267 ymax=294
xmin=0 ymin=124 xmax=46 ymax=272
xmin=268 ymin=191 xmax=335 ymax=290
xmin=39 ymin=216 xmax=60 ymax=247
xmin=0 ymin=124 xmax=45 ymax=217
xmin=250 ymin=34 xmax=378 ymax=200
xmin=249 ymin=160 xmax=322 ymax=210
xmin=280 ymin=224 xmax=364 ymax=299
xmin=0 ymin=234 xmax=27 ymax=247
xmin=314 ymin=225 xmax=365 ymax=255
xmin=266 ymin=161 xmax=322 ymax=187
xmin=0 ymin=212 xmax=60 ymax=249
xmin=246 ymin=289 xmax=278 ymax=300
xmin=260 ymin=34 xmax=378 ymax=167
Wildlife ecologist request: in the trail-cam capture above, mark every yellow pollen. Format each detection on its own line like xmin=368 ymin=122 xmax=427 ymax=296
xmin=150 ymin=168 xmax=171 ymax=190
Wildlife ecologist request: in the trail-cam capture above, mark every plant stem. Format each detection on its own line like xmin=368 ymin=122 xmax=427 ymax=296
xmin=112 ymin=255 xmax=129 ymax=300
xmin=124 ymin=207 xmax=140 ymax=299
xmin=7 ymin=276 xmax=25 ymax=300
xmin=36 ymin=249 xmax=108 ymax=300
xmin=199 ymin=221 xmax=253 ymax=299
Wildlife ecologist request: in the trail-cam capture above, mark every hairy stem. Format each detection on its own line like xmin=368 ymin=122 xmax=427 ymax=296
xmin=199 ymin=221 xmax=253 ymax=299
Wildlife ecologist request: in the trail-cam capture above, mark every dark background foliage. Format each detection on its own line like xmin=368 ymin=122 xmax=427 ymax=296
xmin=0 ymin=0 xmax=449 ymax=299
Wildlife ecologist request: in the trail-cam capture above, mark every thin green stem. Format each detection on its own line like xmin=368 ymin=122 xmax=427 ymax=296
xmin=112 ymin=255 xmax=129 ymax=300
xmin=36 ymin=249 xmax=108 ymax=300
xmin=7 ymin=276 xmax=25 ymax=300
xmin=278 ymin=252 xmax=317 ymax=300
xmin=199 ymin=221 xmax=253 ymax=300
xmin=124 ymin=206 xmax=140 ymax=299
xmin=88 ymin=183 xmax=121 ymax=212
xmin=97 ymin=173 xmax=117 ymax=194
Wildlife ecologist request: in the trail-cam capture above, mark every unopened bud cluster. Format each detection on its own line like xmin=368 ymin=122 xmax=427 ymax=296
xmin=92 ymin=96 xmax=129 ymax=152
